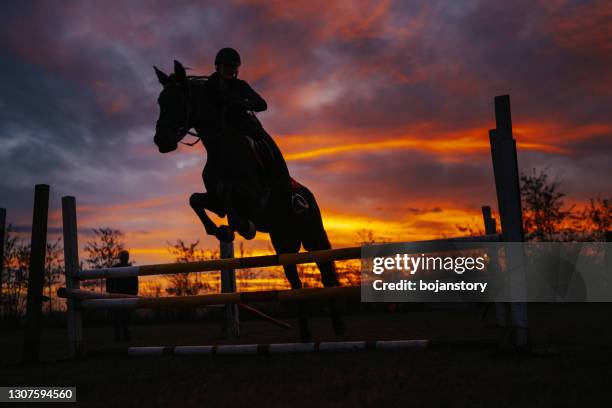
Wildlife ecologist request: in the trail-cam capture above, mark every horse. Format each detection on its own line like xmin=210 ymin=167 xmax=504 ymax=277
xmin=152 ymin=60 xmax=345 ymax=340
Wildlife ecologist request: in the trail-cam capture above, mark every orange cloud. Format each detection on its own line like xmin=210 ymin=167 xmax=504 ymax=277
xmin=282 ymin=131 xmax=567 ymax=162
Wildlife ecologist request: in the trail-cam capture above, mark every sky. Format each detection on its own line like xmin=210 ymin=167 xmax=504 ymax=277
xmin=0 ymin=0 xmax=611 ymax=265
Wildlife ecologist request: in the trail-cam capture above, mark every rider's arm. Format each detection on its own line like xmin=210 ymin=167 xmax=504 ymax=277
xmin=240 ymin=81 xmax=267 ymax=112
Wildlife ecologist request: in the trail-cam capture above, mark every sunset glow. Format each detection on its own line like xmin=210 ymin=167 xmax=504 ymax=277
xmin=1 ymin=0 xmax=610 ymax=271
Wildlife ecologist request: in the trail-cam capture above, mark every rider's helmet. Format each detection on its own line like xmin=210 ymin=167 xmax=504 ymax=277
xmin=215 ymin=48 xmax=241 ymax=67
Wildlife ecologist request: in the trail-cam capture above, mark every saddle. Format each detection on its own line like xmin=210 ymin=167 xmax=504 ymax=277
xmin=240 ymin=135 xmax=309 ymax=214
xmin=242 ymin=134 xmax=273 ymax=178
xmin=236 ymin=134 xmax=272 ymax=213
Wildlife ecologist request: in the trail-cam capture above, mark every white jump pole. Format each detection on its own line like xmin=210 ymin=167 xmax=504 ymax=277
xmin=88 ymin=338 xmax=499 ymax=357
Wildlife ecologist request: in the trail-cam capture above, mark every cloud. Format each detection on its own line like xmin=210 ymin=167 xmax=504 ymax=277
xmin=0 ymin=0 xmax=610 ymax=264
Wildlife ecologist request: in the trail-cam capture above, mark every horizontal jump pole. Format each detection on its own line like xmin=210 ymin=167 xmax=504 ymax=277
xmin=77 ymin=247 xmax=361 ymax=280
xmin=88 ymin=338 xmax=498 ymax=357
xmin=58 ymin=288 xmax=293 ymax=329
xmin=77 ymin=234 xmax=502 ymax=280
xmin=77 ymin=285 xmax=361 ymax=310
xmin=57 ymin=288 xmax=139 ymax=300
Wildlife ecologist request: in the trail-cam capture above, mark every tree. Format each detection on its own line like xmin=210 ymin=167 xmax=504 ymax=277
xmin=84 ymin=228 xmax=126 ymax=291
xmin=236 ymin=242 xmax=256 ymax=291
xmin=455 ymin=221 xmax=485 ymax=237
xmin=165 ymin=239 xmax=219 ymax=321
xmin=354 ymin=229 xmax=391 ymax=245
xmin=453 ymin=166 xmax=610 ymax=243
xmin=165 ymin=239 xmax=218 ymax=296
xmin=44 ymin=238 xmax=64 ymax=314
xmin=575 ymin=198 xmax=612 ymax=241
xmin=84 ymin=228 xmax=126 ymax=268
xmin=1 ymin=226 xmax=66 ymax=320
xmin=340 ymin=229 xmax=392 ymax=287
xmin=520 ymin=169 xmax=572 ymax=241
xmin=1 ymin=225 xmax=30 ymax=321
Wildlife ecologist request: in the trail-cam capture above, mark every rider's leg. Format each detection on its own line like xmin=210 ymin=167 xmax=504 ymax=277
xmin=251 ymin=126 xmax=309 ymax=213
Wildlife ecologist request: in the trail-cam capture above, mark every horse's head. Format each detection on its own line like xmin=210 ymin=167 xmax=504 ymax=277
xmin=153 ymin=60 xmax=192 ymax=153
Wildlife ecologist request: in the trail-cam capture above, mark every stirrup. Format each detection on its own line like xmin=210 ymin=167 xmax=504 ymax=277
xmin=292 ymin=193 xmax=309 ymax=214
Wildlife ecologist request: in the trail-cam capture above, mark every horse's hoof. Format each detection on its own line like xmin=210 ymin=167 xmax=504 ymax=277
xmin=215 ymin=225 xmax=235 ymax=243
xmin=238 ymin=220 xmax=256 ymax=240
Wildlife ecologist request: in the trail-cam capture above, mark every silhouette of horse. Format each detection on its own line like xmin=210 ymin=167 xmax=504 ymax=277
xmin=153 ymin=60 xmax=344 ymax=340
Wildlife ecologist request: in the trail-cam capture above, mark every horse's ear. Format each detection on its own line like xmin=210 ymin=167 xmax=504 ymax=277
xmin=154 ymin=66 xmax=169 ymax=85
xmin=174 ymin=60 xmax=186 ymax=81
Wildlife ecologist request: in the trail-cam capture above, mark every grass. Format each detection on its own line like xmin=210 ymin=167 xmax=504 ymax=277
xmin=1 ymin=303 xmax=612 ymax=407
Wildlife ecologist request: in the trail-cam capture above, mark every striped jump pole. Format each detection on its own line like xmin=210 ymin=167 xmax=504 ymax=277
xmin=89 ymin=338 xmax=498 ymax=357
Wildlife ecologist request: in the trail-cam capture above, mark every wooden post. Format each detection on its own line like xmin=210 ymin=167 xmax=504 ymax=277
xmin=489 ymin=95 xmax=529 ymax=349
xmin=481 ymin=206 xmax=507 ymax=328
xmin=62 ymin=196 xmax=83 ymax=358
xmin=0 ymin=208 xmax=6 ymax=309
xmin=220 ymin=241 xmax=239 ymax=338
xmin=23 ymin=184 xmax=49 ymax=363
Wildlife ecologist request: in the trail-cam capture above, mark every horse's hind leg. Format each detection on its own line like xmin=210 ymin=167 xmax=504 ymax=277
xmin=270 ymin=230 xmax=312 ymax=342
xmin=300 ymin=189 xmax=346 ymax=336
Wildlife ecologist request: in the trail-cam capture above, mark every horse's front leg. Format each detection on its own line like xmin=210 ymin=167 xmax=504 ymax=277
xmin=189 ymin=192 xmax=234 ymax=242
xmin=217 ymin=181 xmax=257 ymax=240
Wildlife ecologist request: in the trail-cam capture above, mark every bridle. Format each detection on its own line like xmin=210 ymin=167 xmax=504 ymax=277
xmin=156 ymin=76 xmax=209 ymax=147
xmin=157 ymin=74 xmax=253 ymax=149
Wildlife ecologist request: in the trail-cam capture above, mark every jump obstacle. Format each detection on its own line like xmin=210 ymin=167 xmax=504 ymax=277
xmin=89 ymin=338 xmax=499 ymax=358
xmin=13 ymin=95 xmax=528 ymax=362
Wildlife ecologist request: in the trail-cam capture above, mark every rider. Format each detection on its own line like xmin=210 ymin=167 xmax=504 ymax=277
xmin=205 ymin=47 xmax=308 ymax=213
